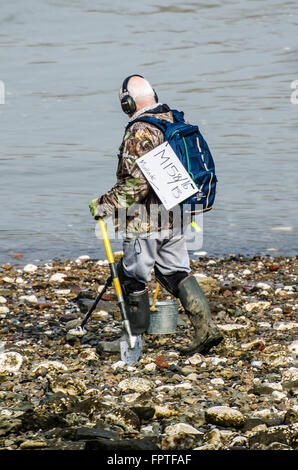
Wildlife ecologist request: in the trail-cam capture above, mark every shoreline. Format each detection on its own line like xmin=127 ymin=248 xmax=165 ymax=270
xmin=1 ymin=246 xmax=297 ymax=269
xmin=0 ymin=253 xmax=297 ymax=451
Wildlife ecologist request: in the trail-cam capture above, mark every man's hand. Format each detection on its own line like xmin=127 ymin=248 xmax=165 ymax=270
xmin=89 ymin=198 xmax=101 ymax=220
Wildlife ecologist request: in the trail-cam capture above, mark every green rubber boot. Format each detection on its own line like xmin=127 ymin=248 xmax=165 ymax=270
xmin=125 ymin=288 xmax=150 ymax=336
xmin=97 ymin=289 xmax=150 ymax=353
xmin=177 ymin=275 xmax=223 ymax=355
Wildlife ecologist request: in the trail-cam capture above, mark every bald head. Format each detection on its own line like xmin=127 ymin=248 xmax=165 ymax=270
xmin=119 ymin=75 xmax=157 ymax=115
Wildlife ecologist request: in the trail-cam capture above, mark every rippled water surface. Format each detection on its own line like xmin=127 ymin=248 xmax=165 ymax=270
xmin=0 ymin=0 xmax=297 ymax=264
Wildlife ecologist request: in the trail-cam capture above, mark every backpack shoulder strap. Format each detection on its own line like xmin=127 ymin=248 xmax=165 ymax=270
xmin=171 ymin=109 xmax=185 ymax=123
xmin=126 ymin=115 xmax=168 ymax=133
xmin=125 ymin=109 xmax=185 ymax=134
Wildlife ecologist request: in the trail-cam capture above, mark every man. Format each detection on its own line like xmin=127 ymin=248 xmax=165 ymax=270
xmin=89 ymin=74 xmax=223 ymax=355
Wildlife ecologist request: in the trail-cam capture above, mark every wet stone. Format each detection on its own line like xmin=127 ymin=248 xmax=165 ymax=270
xmin=20 ymin=439 xmax=48 ymax=449
xmin=248 ymin=424 xmax=298 ymax=449
xmin=73 ymin=425 xmax=119 ymax=441
xmin=205 ymin=406 xmax=246 ymax=428
xmin=85 ymin=437 xmax=159 ymax=451
xmin=0 ymin=417 xmax=22 ymax=437
xmin=118 ymin=378 xmax=152 ymax=393
xmin=0 ymin=255 xmax=297 ymax=450
xmin=0 ymin=352 xmax=23 ymax=373
xmin=47 ymin=373 xmax=87 ymax=396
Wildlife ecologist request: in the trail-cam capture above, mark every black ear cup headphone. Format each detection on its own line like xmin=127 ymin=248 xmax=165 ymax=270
xmin=120 ymin=74 xmax=158 ymax=115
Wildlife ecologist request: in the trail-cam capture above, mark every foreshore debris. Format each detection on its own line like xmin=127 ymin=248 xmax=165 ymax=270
xmin=0 ymin=253 xmax=297 ymax=450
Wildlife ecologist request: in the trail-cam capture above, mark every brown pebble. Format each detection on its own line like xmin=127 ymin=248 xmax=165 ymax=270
xmin=269 ymin=264 xmax=279 ymax=271
xmin=155 ymin=355 xmax=169 ymax=368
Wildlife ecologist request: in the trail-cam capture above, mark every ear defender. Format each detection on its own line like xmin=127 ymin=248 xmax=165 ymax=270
xmin=120 ymin=74 xmax=158 ymax=115
xmin=121 ymin=94 xmax=137 ymax=115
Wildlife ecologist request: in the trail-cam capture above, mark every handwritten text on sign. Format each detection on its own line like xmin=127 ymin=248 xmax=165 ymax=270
xmin=136 ymin=141 xmax=198 ymax=210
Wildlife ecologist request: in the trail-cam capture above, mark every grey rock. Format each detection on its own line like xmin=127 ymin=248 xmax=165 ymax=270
xmin=97 ymin=338 xmax=121 ymax=353
xmin=0 ymin=417 xmax=22 ymax=437
xmin=229 ymin=435 xmax=248 ymax=448
xmin=205 ymin=406 xmax=246 ymax=428
xmin=80 ymin=332 xmax=100 ymax=346
xmin=267 ymin=442 xmax=292 ymax=450
xmin=85 ymin=437 xmax=159 ymax=451
xmin=164 ymin=422 xmax=203 ymax=436
xmin=242 ymin=418 xmax=267 ymax=432
xmin=248 ymin=383 xmax=282 ymax=396
xmin=20 ymin=439 xmax=48 ymax=449
xmin=74 ymin=397 xmax=109 ymax=419
xmin=248 ymin=424 xmax=298 ymax=449
xmin=73 ymin=425 xmax=119 ymax=441
xmin=0 ymin=352 xmax=23 ymax=373
xmin=104 ymin=407 xmax=140 ymax=431
xmin=37 ymin=394 xmax=79 ymax=414
xmin=118 ymin=377 xmax=152 ymax=393
xmin=130 ymin=406 xmax=155 ymax=422
xmin=283 ymin=406 xmax=298 ymax=425
xmin=21 ymin=408 xmax=67 ymax=431
xmin=162 ymin=431 xmax=204 ymax=450
xmin=282 ymin=367 xmax=298 ymax=391
xmin=76 ymin=298 xmax=117 ymax=314
xmin=47 ymin=373 xmax=87 ymax=396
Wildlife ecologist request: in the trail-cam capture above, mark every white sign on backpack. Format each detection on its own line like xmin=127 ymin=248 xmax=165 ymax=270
xmin=136 ymin=141 xmax=198 ymax=210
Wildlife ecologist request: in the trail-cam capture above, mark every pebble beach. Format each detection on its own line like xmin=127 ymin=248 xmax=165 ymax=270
xmin=0 ymin=253 xmax=297 ymax=451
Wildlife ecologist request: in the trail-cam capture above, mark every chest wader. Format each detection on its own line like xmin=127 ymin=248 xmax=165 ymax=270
xmin=154 ymin=267 xmax=223 ymax=355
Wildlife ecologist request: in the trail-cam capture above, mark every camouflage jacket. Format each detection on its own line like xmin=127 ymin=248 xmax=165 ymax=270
xmin=96 ymin=104 xmax=187 ymax=236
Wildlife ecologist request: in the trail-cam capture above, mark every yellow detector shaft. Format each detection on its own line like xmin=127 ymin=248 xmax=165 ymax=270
xmin=98 ymin=218 xmax=122 ymax=298
xmin=98 ymin=218 xmax=135 ymax=347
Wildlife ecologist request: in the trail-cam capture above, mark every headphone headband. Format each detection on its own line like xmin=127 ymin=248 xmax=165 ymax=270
xmin=122 ymin=74 xmax=144 ymax=94
xmin=120 ymin=74 xmax=158 ymax=115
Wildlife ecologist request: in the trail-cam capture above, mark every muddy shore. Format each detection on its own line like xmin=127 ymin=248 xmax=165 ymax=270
xmin=0 ymin=253 xmax=297 ymax=451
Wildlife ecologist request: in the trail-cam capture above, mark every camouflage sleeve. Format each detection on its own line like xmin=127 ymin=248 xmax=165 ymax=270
xmin=96 ymin=122 xmax=164 ymax=218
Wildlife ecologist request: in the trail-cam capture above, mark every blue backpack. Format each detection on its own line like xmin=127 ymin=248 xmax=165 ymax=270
xmin=127 ymin=109 xmax=217 ymax=213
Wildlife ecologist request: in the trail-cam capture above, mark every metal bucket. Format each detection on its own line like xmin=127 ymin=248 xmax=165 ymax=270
xmin=148 ymin=300 xmax=179 ymax=334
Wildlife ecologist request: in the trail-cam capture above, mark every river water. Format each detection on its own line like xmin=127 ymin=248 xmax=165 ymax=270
xmin=0 ymin=0 xmax=297 ymax=265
